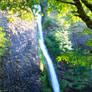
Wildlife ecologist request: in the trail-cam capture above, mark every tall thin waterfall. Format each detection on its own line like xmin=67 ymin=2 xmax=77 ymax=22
xmin=34 ymin=5 xmax=61 ymax=92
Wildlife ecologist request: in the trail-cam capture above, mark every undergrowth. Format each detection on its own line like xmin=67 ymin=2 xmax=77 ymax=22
xmin=60 ymin=64 xmax=92 ymax=91
xmin=38 ymin=44 xmax=52 ymax=92
xmin=43 ymin=11 xmax=92 ymax=91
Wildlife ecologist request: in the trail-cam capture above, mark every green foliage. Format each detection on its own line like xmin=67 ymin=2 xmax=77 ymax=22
xmin=46 ymin=0 xmax=92 ymax=29
xmin=38 ymin=43 xmax=52 ymax=91
xmin=0 ymin=0 xmax=41 ymax=22
xmin=47 ymin=0 xmax=82 ymax=24
xmin=7 ymin=7 xmax=34 ymax=22
xmin=0 ymin=0 xmax=40 ymax=10
xmin=45 ymin=29 xmax=72 ymax=59
xmin=54 ymin=30 xmax=72 ymax=51
xmin=38 ymin=44 xmax=46 ymax=72
xmin=43 ymin=14 xmax=57 ymax=30
xmin=81 ymin=1 xmax=92 ymax=20
xmin=61 ymin=65 xmax=92 ymax=90
xmin=45 ymin=36 xmax=61 ymax=58
xmin=41 ymin=72 xmax=52 ymax=92
xmin=86 ymin=38 xmax=92 ymax=47
xmin=56 ymin=48 xmax=92 ymax=68
xmin=0 ymin=27 xmax=10 ymax=56
xmin=0 ymin=0 xmax=92 ymax=28
xmin=43 ymin=11 xmax=72 ymax=61
xmin=42 ymin=1 xmax=92 ymax=91
xmin=77 ymin=28 xmax=92 ymax=48
xmin=78 ymin=28 xmax=92 ymax=35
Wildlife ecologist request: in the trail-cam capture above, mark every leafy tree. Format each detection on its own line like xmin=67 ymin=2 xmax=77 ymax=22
xmin=0 ymin=0 xmax=92 ymax=30
xmin=0 ymin=0 xmax=41 ymax=21
xmin=47 ymin=0 xmax=92 ymax=29
xmin=0 ymin=0 xmax=39 ymax=10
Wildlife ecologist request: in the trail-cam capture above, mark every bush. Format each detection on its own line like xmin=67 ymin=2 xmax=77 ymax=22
xmin=57 ymin=48 xmax=92 ymax=90
xmin=45 ymin=37 xmax=61 ymax=58
xmin=0 ymin=27 xmax=10 ymax=57
xmin=41 ymin=72 xmax=52 ymax=92
xmin=43 ymin=15 xmax=58 ymax=31
xmin=45 ymin=28 xmax=72 ymax=59
xmin=61 ymin=65 xmax=92 ymax=91
xmin=57 ymin=48 xmax=92 ymax=68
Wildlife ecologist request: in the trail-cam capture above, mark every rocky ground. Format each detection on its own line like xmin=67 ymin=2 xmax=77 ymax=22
xmin=0 ymin=11 xmax=42 ymax=92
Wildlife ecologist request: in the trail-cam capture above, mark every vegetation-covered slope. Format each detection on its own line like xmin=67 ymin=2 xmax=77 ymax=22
xmin=0 ymin=0 xmax=92 ymax=92
xmin=42 ymin=2 xmax=92 ymax=91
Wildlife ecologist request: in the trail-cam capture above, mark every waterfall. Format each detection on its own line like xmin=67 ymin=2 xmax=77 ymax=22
xmin=34 ymin=5 xmax=61 ymax=92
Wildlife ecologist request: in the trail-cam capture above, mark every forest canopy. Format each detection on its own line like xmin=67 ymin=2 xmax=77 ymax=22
xmin=47 ymin=0 xmax=92 ymax=29
xmin=0 ymin=0 xmax=92 ymax=29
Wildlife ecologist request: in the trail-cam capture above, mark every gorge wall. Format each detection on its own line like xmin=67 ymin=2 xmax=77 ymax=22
xmin=0 ymin=10 xmax=42 ymax=92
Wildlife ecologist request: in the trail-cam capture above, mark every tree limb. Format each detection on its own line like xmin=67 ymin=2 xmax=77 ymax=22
xmin=81 ymin=0 xmax=92 ymax=12
xmin=73 ymin=0 xmax=92 ymax=29
xmin=56 ymin=0 xmax=75 ymax=5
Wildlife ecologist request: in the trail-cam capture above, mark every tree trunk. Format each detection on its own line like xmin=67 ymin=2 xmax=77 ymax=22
xmin=81 ymin=0 xmax=92 ymax=12
xmin=73 ymin=0 xmax=92 ymax=29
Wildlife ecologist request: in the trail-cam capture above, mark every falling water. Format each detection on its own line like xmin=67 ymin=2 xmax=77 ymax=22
xmin=34 ymin=5 xmax=61 ymax=92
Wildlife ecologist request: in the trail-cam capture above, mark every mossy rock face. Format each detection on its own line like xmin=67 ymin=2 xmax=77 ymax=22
xmin=69 ymin=23 xmax=92 ymax=50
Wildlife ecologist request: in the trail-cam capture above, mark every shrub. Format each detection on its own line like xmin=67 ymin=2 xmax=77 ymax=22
xmin=56 ymin=48 xmax=92 ymax=68
xmin=57 ymin=48 xmax=92 ymax=90
xmin=61 ymin=65 xmax=92 ymax=90
xmin=0 ymin=27 xmax=10 ymax=57
xmin=45 ymin=28 xmax=72 ymax=59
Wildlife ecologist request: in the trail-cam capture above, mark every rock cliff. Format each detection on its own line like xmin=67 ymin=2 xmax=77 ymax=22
xmin=0 ymin=10 xmax=41 ymax=92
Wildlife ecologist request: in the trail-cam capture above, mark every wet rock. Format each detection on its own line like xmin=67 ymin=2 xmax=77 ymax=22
xmin=16 ymin=59 xmax=21 ymax=63
xmin=0 ymin=10 xmax=42 ymax=92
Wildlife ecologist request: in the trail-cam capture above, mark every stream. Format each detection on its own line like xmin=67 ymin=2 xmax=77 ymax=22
xmin=34 ymin=5 xmax=61 ymax=92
